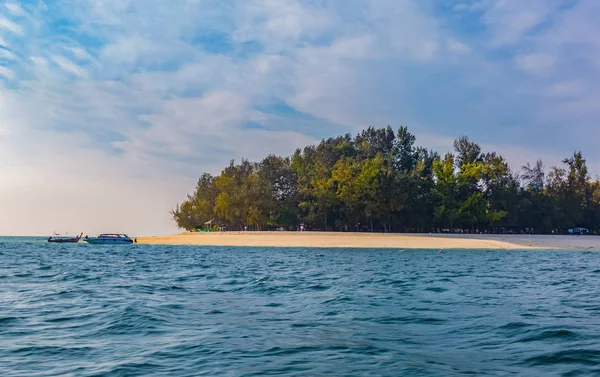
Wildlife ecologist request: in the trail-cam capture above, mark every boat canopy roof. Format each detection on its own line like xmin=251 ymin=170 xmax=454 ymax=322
xmin=98 ymin=233 xmax=130 ymax=238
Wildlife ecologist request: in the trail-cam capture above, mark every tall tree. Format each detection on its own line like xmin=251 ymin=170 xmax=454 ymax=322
xmin=453 ymin=136 xmax=482 ymax=167
xmin=521 ymin=160 xmax=545 ymax=191
xmin=433 ymin=153 xmax=459 ymax=230
xmin=171 ymin=173 xmax=218 ymax=231
xmin=395 ymin=126 xmax=418 ymax=172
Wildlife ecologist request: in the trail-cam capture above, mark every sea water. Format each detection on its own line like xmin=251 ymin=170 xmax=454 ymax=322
xmin=1 ymin=237 xmax=599 ymax=376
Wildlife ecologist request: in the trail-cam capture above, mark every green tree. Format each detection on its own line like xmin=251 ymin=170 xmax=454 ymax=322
xmin=433 ymin=153 xmax=459 ymax=230
xmin=171 ymin=173 xmax=218 ymax=231
xmin=173 ymin=126 xmax=600 ymax=235
xmin=522 ymin=160 xmax=545 ymax=191
xmin=453 ymin=135 xmax=482 ymax=167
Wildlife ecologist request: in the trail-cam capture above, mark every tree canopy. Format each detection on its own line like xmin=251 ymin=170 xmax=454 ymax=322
xmin=172 ymin=126 xmax=600 ymax=234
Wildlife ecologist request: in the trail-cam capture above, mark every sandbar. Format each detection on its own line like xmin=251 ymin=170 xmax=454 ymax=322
xmin=137 ymin=231 xmax=547 ymax=249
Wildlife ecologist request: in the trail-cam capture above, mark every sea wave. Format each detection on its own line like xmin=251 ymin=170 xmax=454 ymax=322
xmin=1 ymin=242 xmax=599 ymax=376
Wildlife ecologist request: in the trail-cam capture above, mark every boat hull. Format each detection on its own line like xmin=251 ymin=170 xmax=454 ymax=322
xmin=48 ymin=232 xmax=83 ymax=243
xmin=48 ymin=238 xmax=80 ymax=243
xmin=84 ymin=238 xmax=133 ymax=245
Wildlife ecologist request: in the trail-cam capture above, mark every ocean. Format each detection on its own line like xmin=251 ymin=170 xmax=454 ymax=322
xmin=1 ymin=237 xmax=599 ymax=376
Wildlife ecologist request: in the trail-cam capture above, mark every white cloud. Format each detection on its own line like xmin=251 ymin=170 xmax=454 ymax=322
xmin=454 ymin=2 xmax=488 ymax=12
xmin=52 ymin=55 xmax=87 ymax=77
xmin=545 ymin=80 xmax=584 ymax=98
xmin=4 ymin=2 xmax=25 ymax=16
xmin=0 ymin=16 xmax=22 ymax=35
xmin=70 ymin=47 xmax=93 ymax=61
xmin=545 ymin=0 xmax=600 ymax=48
xmin=117 ymin=88 xmax=316 ymax=163
xmin=102 ymin=35 xmax=173 ymax=65
xmin=327 ymin=35 xmax=376 ymax=60
xmin=126 ymin=90 xmax=253 ymax=157
xmin=446 ymin=39 xmax=470 ymax=54
xmin=0 ymin=65 xmax=15 ymax=79
xmin=30 ymin=56 xmax=48 ymax=67
xmin=0 ymin=48 xmax=16 ymax=60
xmin=514 ymin=52 xmax=556 ymax=76
xmin=506 ymin=0 xmax=600 ymax=143
xmin=367 ymin=0 xmax=445 ymax=61
xmin=0 ymin=90 xmax=9 ymax=135
xmin=481 ymin=0 xmax=562 ymax=46
xmin=232 ymin=0 xmax=336 ymax=49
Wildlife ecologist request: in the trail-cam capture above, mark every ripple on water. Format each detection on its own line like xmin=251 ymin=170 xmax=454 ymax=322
xmin=88 ymin=306 xmax=166 ymax=337
xmin=497 ymin=321 xmax=535 ymax=331
xmin=356 ymin=316 xmax=445 ymax=325
xmin=0 ymin=316 xmax=20 ymax=324
xmin=424 ymin=286 xmax=448 ymax=293
xmin=524 ymin=349 xmax=600 ymax=367
xmin=518 ymin=329 xmax=584 ymax=343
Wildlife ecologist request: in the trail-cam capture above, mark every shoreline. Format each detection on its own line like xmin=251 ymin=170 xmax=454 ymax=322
xmin=137 ymin=231 xmax=546 ymax=249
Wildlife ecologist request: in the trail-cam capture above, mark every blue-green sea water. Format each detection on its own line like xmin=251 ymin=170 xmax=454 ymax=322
xmin=1 ymin=237 xmax=600 ymax=376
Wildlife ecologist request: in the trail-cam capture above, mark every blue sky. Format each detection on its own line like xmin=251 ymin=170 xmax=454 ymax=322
xmin=1 ymin=0 xmax=599 ymax=235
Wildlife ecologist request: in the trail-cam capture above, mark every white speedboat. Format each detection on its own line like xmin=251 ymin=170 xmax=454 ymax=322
xmin=84 ymin=234 xmax=134 ymax=245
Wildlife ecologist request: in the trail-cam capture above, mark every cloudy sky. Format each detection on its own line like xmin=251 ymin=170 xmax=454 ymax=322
xmin=1 ymin=0 xmax=599 ymax=236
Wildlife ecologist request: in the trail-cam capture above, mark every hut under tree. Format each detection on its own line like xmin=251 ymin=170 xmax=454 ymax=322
xmin=195 ymin=219 xmax=217 ymax=232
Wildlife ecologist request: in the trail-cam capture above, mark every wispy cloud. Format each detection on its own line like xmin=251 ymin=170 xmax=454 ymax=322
xmin=4 ymin=2 xmax=25 ymax=16
xmin=514 ymin=52 xmax=556 ymax=76
xmin=545 ymin=80 xmax=585 ymax=98
xmin=481 ymin=0 xmax=562 ymax=46
xmin=69 ymin=47 xmax=93 ymax=61
xmin=0 ymin=65 xmax=15 ymax=79
xmin=51 ymin=55 xmax=87 ymax=77
xmin=0 ymin=16 xmax=22 ymax=34
xmin=0 ymin=48 xmax=16 ymax=60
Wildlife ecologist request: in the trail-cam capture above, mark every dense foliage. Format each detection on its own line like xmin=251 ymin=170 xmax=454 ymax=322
xmin=172 ymin=126 xmax=600 ymax=234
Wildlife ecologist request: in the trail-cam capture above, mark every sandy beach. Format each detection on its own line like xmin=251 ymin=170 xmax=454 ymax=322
xmin=137 ymin=232 xmax=557 ymax=249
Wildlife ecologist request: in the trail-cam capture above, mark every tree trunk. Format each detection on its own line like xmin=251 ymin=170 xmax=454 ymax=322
xmin=370 ymin=216 xmax=374 ymax=233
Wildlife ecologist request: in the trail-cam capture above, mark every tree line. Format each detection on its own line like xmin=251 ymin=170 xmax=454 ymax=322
xmin=172 ymin=126 xmax=600 ymax=234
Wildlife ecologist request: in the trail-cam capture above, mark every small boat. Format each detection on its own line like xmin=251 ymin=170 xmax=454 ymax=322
xmin=48 ymin=232 xmax=83 ymax=243
xmin=84 ymin=233 xmax=134 ymax=245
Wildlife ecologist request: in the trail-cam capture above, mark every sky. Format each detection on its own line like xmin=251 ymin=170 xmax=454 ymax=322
xmin=1 ymin=0 xmax=599 ymax=236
